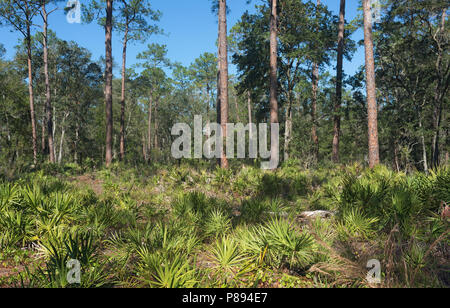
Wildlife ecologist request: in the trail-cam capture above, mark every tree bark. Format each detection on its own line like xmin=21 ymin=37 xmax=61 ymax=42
xmin=284 ymin=101 xmax=292 ymax=162
xmin=74 ymin=121 xmax=79 ymax=163
xmin=104 ymin=0 xmax=114 ymax=167
xmin=311 ymin=0 xmax=321 ymax=162
xmin=26 ymin=21 xmax=37 ymax=165
xmin=234 ymin=95 xmax=240 ymax=123
xmin=445 ymin=125 xmax=449 ymax=166
xmin=52 ymin=106 xmax=56 ymax=160
xmin=58 ymin=112 xmax=68 ymax=164
xmin=147 ymin=95 xmax=152 ymax=163
xmin=247 ymin=90 xmax=253 ymax=141
xmin=431 ymin=9 xmax=447 ymax=169
xmin=5 ymin=111 xmax=11 ymax=144
xmin=269 ymin=0 xmax=279 ymax=167
xmin=311 ymin=63 xmax=319 ymax=161
xmin=142 ymin=134 xmax=147 ymax=162
xmin=431 ymin=93 xmax=443 ymax=168
xmin=119 ymin=24 xmax=128 ymax=162
xmin=332 ymin=0 xmax=345 ymax=163
xmin=419 ymin=111 xmax=428 ymax=174
xmin=363 ymin=0 xmax=380 ymax=168
xmin=393 ymin=141 xmax=400 ymax=172
xmin=41 ymin=104 xmax=46 ymax=153
xmin=42 ymin=3 xmax=55 ymax=163
xmin=205 ymin=87 xmax=211 ymax=157
xmin=154 ymin=99 xmax=158 ymax=150
xmin=218 ymin=0 xmax=229 ymax=168
xmin=216 ymin=71 xmax=221 ymax=129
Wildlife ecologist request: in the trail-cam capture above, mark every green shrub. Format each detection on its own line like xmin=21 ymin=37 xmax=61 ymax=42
xmin=262 ymin=218 xmax=314 ymax=269
xmin=137 ymin=251 xmax=197 ymax=288
xmin=235 ymin=219 xmax=314 ymax=270
xmin=22 ymin=230 xmax=108 ymax=288
xmin=213 ymin=166 xmax=234 ymax=186
xmin=207 ymin=235 xmax=248 ymax=279
xmin=173 ymin=191 xmax=211 ymax=218
xmin=336 ymin=166 xmax=432 ymax=236
xmin=205 ymin=209 xmax=232 ymax=238
xmin=0 ymin=210 xmax=34 ymax=248
xmin=80 ymin=200 xmax=119 ymax=234
xmin=0 ymin=229 xmax=22 ymax=251
xmin=232 ymin=166 xmax=262 ymax=196
xmin=234 ymin=225 xmax=268 ymax=264
xmin=240 ymin=199 xmax=268 ymax=224
xmin=386 ymin=186 xmax=423 ymax=235
xmin=0 ymin=183 xmax=19 ymax=211
xmin=63 ymin=163 xmax=83 ymax=176
xmin=432 ymin=168 xmax=450 ymax=205
xmin=337 ymin=208 xmax=378 ymax=240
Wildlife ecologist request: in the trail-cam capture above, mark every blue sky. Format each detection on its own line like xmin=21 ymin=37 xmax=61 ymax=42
xmin=0 ymin=0 xmax=365 ymax=77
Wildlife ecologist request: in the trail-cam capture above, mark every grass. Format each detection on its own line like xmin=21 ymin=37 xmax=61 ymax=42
xmin=0 ymin=163 xmax=448 ymax=288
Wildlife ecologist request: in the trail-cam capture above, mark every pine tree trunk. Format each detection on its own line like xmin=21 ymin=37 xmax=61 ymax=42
xmin=58 ymin=113 xmax=68 ymax=164
xmin=247 ymin=90 xmax=253 ymax=140
xmin=431 ymin=96 xmax=443 ymax=168
xmin=218 ymin=0 xmax=229 ymax=168
xmin=216 ymin=72 xmax=221 ymax=125
xmin=154 ymin=100 xmax=158 ymax=150
xmin=104 ymin=0 xmax=114 ymax=167
xmin=269 ymin=0 xmax=279 ymax=167
xmin=311 ymin=63 xmax=319 ymax=161
xmin=205 ymin=88 xmax=211 ymax=157
xmin=142 ymin=134 xmax=147 ymax=162
xmin=206 ymin=87 xmax=211 ymax=130
xmin=393 ymin=141 xmax=400 ymax=172
xmin=147 ymin=95 xmax=152 ymax=163
xmin=5 ymin=112 xmax=11 ymax=144
xmin=419 ymin=113 xmax=429 ymax=174
xmin=41 ymin=104 xmax=46 ymax=153
xmin=311 ymin=0 xmax=321 ymax=162
xmin=234 ymin=95 xmax=240 ymax=123
xmin=4 ymin=111 xmax=12 ymax=164
xmin=52 ymin=106 xmax=56 ymax=160
xmin=445 ymin=125 xmax=449 ymax=166
xmin=363 ymin=0 xmax=380 ymax=168
xmin=74 ymin=122 xmax=79 ymax=163
xmin=284 ymin=101 xmax=292 ymax=162
xmin=26 ymin=22 xmax=37 ymax=165
xmin=431 ymin=9 xmax=447 ymax=169
xmin=332 ymin=0 xmax=345 ymax=163
xmin=42 ymin=4 xmax=55 ymax=163
xmin=119 ymin=25 xmax=128 ymax=162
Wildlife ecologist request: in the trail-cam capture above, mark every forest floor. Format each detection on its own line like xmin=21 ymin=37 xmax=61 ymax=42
xmin=0 ymin=162 xmax=448 ymax=288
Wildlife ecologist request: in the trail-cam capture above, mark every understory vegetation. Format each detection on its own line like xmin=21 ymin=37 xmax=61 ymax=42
xmin=0 ymin=162 xmax=448 ymax=288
